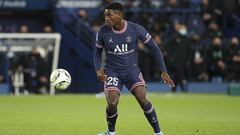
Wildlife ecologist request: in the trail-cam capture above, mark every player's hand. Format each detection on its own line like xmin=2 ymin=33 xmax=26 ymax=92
xmin=161 ymin=72 xmax=175 ymax=88
xmin=97 ymin=69 xmax=107 ymax=82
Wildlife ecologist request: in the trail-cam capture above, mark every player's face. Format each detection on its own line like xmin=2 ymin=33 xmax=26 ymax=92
xmin=104 ymin=10 xmax=121 ymax=27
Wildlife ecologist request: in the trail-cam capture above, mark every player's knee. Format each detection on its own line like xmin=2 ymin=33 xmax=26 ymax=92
xmin=108 ymin=100 xmax=118 ymax=109
xmin=139 ymin=97 xmax=149 ymax=106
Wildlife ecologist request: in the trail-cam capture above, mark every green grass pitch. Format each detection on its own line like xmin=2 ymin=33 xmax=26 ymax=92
xmin=0 ymin=93 xmax=240 ymax=135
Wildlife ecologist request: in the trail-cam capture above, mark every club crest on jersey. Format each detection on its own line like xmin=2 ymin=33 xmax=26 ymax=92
xmin=109 ymin=37 xmax=113 ymax=43
xmin=126 ymin=36 xmax=132 ymax=43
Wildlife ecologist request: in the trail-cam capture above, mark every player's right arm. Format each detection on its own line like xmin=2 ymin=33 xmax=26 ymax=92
xmin=94 ymin=30 xmax=107 ymax=82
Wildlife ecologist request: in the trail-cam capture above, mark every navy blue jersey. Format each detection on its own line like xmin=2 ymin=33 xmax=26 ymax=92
xmin=95 ymin=20 xmax=167 ymax=72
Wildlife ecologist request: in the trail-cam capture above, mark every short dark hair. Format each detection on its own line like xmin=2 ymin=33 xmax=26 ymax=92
xmin=105 ymin=2 xmax=124 ymax=12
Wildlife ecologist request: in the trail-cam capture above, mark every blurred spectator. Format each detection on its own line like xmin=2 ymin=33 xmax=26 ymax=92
xmin=165 ymin=24 xmax=191 ymax=92
xmin=124 ymin=0 xmax=135 ymax=20
xmin=200 ymin=0 xmax=213 ymax=25
xmin=152 ymin=14 xmax=168 ymax=34
xmin=189 ymin=34 xmax=208 ymax=81
xmin=187 ymin=13 xmax=206 ymax=36
xmin=207 ymin=36 xmax=227 ymax=82
xmin=201 ymin=0 xmax=224 ymax=27
xmin=139 ymin=0 xmax=153 ymax=8
xmin=19 ymin=25 xmax=29 ymax=33
xmin=124 ymin=0 xmax=134 ymax=8
xmin=19 ymin=47 xmax=48 ymax=94
xmin=162 ymin=0 xmax=179 ymax=9
xmin=226 ymin=37 xmax=240 ymax=81
xmin=179 ymin=0 xmax=192 ymax=8
xmin=5 ymin=45 xmax=21 ymax=77
xmin=5 ymin=46 xmax=17 ymax=93
xmin=165 ymin=13 xmax=184 ymax=37
xmin=207 ymin=21 xmax=223 ymax=38
xmin=136 ymin=12 xmax=153 ymax=30
xmin=43 ymin=25 xmax=53 ymax=33
xmin=0 ymin=51 xmax=8 ymax=83
xmin=77 ymin=9 xmax=90 ymax=26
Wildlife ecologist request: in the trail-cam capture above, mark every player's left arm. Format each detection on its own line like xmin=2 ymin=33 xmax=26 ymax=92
xmin=146 ymin=38 xmax=175 ymax=87
xmin=136 ymin=24 xmax=175 ymax=87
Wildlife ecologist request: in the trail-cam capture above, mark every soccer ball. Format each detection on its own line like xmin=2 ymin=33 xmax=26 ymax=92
xmin=50 ymin=69 xmax=71 ymax=90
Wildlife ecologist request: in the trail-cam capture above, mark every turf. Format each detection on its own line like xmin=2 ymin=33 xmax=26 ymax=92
xmin=0 ymin=93 xmax=239 ymax=135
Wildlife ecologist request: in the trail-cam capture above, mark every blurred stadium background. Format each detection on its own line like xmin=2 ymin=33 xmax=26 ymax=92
xmin=0 ymin=0 xmax=240 ymax=135
xmin=0 ymin=0 xmax=240 ymax=94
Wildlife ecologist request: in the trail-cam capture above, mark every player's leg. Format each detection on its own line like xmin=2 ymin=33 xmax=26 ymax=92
xmin=105 ymin=90 xmax=120 ymax=133
xmin=98 ymin=90 xmax=120 ymax=135
xmin=125 ymin=68 xmax=163 ymax=135
xmin=132 ymin=86 xmax=163 ymax=135
xmin=98 ymin=71 xmax=122 ymax=135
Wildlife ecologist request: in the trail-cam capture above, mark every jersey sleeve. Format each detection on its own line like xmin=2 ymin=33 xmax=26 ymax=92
xmin=135 ymin=23 xmax=167 ymax=72
xmin=95 ymin=30 xmax=104 ymax=48
xmin=94 ymin=29 xmax=104 ymax=71
xmin=135 ymin=24 xmax=152 ymax=44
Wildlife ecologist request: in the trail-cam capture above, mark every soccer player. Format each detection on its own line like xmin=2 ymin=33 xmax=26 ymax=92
xmin=94 ymin=2 xmax=175 ymax=135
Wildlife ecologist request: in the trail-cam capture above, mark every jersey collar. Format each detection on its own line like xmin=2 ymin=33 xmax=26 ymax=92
xmin=111 ymin=20 xmax=127 ymax=34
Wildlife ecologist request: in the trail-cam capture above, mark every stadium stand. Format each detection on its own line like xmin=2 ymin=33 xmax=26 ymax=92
xmin=0 ymin=0 xmax=240 ymax=94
